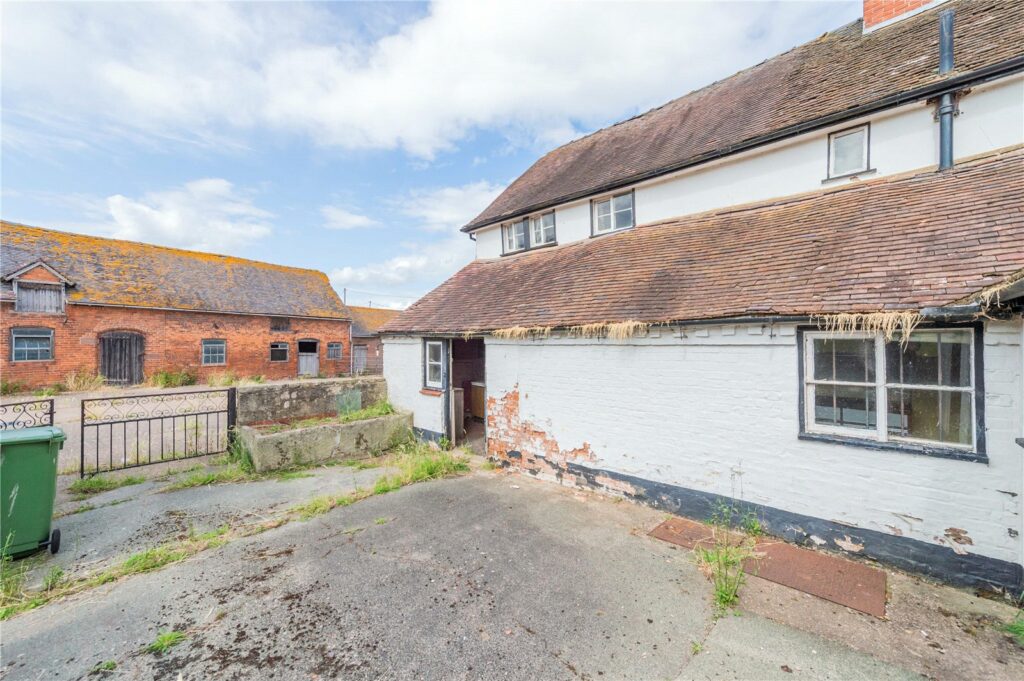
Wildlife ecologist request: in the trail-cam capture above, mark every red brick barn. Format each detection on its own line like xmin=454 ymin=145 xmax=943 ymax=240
xmin=1 ymin=221 xmax=351 ymax=390
xmin=347 ymin=305 xmax=398 ymax=375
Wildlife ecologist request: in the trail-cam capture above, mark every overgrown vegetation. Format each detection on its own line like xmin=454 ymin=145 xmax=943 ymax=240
xmin=91 ymin=660 xmax=117 ymax=673
xmin=206 ymin=371 xmax=239 ymax=387
xmin=1004 ymin=603 xmax=1024 ymax=648
xmin=148 ymin=369 xmax=197 ymax=389
xmin=145 ymin=630 xmax=187 ymax=655
xmin=33 ymin=385 xmax=62 ymax=397
xmin=68 ymin=475 xmax=146 ymax=498
xmin=289 ymin=442 xmax=468 ymax=520
xmin=62 ymin=370 xmax=106 ymax=392
xmin=42 ymin=566 xmax=65 ymax=591
xmin=257 ymin=400 xmax=396 ymax=433
xmin=695 ymin=501 xmax=763 ymax=613
xmin=0 ymin=378 xmax=26 ymax=396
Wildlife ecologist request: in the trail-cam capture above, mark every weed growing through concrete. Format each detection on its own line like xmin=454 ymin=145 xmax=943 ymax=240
xmin=696 ymin=500 xmax=762 ymax=614
xmin=375 ymin=517 xmax=389 ymax=525
xmin=275 ymin=470 xmax=314 ymax=482
xmin=146 ymin=630 xmax=187 ymax=655
xmin=91 ymin=660 xmax=117 ymax=673
xmin=68 ymin=475 xmax=146 ymax=498
xmin=42 ymin=566 xmax=65 ymax=591
xmin=1003 ymin=601 xmax=1024 ymax=647
xmin=690 ymin=641 xmax=702 ymax=655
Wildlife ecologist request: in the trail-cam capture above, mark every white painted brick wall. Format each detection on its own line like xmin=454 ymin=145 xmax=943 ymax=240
xmin=485 ymin=320 xmax=1023 ymax=566
xmin=383 ymin=336 xmax=444 ymax=434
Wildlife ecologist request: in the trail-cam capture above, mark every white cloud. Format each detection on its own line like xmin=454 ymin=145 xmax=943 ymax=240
xmin=330 ymin=180 xmax=504 ymax=307
xmin=2 ymin=1 xmax=859 ymax=157
xmin=321 ymin=205 xmax=379 ymax=230
xmin=52 ymin=179 xmax=274 ymax=254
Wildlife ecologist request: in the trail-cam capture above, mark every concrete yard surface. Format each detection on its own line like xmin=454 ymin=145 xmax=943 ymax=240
xmin=3 ymin=471 xmax=1022 ymax=679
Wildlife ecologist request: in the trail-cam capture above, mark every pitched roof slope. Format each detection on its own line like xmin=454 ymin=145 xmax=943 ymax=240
xmin=348 ymin=305 xmax=400 ymax=337
xmin=384 ymin=149 xmax=1024 ymax=334
xmin=465 ymin=0 xmax=1024 ymax=230
xmin=0 ymin=222 xmax=349 ymax=319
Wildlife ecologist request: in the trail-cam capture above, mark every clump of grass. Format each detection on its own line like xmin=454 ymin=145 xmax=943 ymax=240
xmin=275 ymin=470 xmax=314 ymax=481
xmin=339 ymin=400 xmax=395 ymax=423
xmin=0 ymin=378 xmax=26 ymax=396
xmin=162 ymin=466 xmax=250 ymax=491
xmin=121 ymin=546 xmax=189 ymax=574
xmin=243 ymin=375 xmax=265 ymax=384
xmin=148 ymin=369 xmax=197 ymax=389
xmin=374 ymin=517 xmax=389 ymax=525
xmin=62 ymin=370 xmax=106 ymax=392
xmin=205 ymin=371 xmax=239 ymax=387
xmin=92 ymin=660 xmax=117 ymax=673
xmin=1003 ymin=604 xmax=1024 ymax=648
xmin=68 ymin=475 xmax=146 ymax=497
xmin=42 ymin=566 xmax=65 ymax=591
xmin=690 ymin=641 xmax=703 ymax=655
xmin=146 ymin=630 xmax=187 ymax=655
xmin=33 ymin=385 xmax=62 ymax=397
xmin=226 ymin=433 xmax=254 ymax=474
xmin=55 ymin=502 xmax=97 ymax=519
xmin=339 ymin=459 xmax=381 ymax=471
xmin=480 ymin=459 xmax=498 ymax=471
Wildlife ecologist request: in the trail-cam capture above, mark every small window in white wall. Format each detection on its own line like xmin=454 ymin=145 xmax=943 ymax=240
xmin=828 ymin=124 xmax=869 ymax=177
xmin=592 ymin=191 xmax=634 ymax=235
xmin=503 ymin=220 xmax=528 ymax=254
xmin=531 ymin=212 xmax=556 ymax=246
xmin=424 ymin=340 xmax=444 ymax=389
xmin=801 ymin=327 xmax=981 ymax=458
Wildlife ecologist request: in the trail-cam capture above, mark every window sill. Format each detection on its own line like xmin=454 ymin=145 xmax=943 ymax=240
xmin=420 ymin=388 xmax=443 ymax=397
xmin=821 ymin=168 xmax=877 ymax=185
xmin=798 ymin=432 xmax=987 ymax=463
xmin=501 ymin=241 xmax=558 ymax=257
xmin=10 ymin=359 xmax=56 ymax=364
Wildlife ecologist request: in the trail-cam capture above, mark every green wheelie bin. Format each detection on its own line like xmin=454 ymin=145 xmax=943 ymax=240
xmin=0 ymin=426 xmax=66 ymax=558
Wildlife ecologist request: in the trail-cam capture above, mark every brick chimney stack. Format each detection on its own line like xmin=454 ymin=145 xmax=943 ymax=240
xmin=863 ymin=0 xmax=949 ymax=31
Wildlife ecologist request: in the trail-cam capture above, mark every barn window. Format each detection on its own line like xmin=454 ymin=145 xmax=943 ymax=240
xmin=327 ymin=342 xmax=343 ymax=359
xmin=424 ymin=340 xmax=444 ymax=390
xmin=269 ymin=342 xmax=289 ymax=362
xmin=801 ymin=326 xmax=982 ymax=459
xmin=270 ymin=317 xmax=291 ymax=332
xmin=202 ymin=339 xmax=226 ymax=366
xmin=11 ymin=327 xmax=54 ymax=361
xmin=15 ymin=283 xmax=64 ymax=314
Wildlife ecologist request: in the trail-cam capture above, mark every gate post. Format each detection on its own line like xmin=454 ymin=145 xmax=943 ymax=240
xmin=80 ymin=398 xmax=86 ymax=479
xmin=226 ymin=387 xmax=237 ymax=445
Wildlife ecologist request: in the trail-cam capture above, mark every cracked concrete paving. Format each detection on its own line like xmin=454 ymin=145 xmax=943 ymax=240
xmin=2 ymin=471 xmax=931 ymax=680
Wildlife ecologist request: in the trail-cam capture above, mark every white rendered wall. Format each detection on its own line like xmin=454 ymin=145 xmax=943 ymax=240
xmin=475 ymin=75 xmax=1024 ymax=260
xmin=383 ymin=336 xmax=444 ymax=435
xmin=484 ymin=320 xmax=1023 ymax=566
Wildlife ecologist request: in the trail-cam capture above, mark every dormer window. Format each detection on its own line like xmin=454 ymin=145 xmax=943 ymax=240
xmin=15 ymin=283 xmax=64 ymax=314
xmin=592 ymin=191 xmax=634 ymax=235
xmin=828 ymin=124 xmax=870 ymax=178
xmin=502 ymin=211 xmax=556 ymax=255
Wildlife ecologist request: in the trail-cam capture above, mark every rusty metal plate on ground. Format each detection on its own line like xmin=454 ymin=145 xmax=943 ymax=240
xmin=649 ymin=517 xmax=887 ymax=618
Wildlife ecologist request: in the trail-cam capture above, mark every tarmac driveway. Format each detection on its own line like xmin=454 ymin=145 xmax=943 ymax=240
xmin=1 ymin=473 xmax=919 ymax=680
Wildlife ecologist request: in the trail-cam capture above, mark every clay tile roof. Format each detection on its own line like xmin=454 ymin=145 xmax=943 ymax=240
xmin=465 ymin=0 xmax=1024 ymax=231
xmin=347 ymin=305 xmax=400 ymax=337
xmin=0 ymin=222 xmax=349 ymax=320
xmin=383 ymin=148 xmax=1024 ymax=334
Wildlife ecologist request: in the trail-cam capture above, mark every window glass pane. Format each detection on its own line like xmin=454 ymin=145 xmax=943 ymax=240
xmin=885 ymin=331 xmax=970 ymax=387
xmin=427 ymin=363 xmax=441 ymax=384
xmin=427 ymin=342 xmax=441 ymax=363
xmin=613 ymin=206 xmax=633 ymax=230
xmin=594 ymin=200 xmax=611 ymax=232
xmin=612 ymin=193 xmax=632 ymax=212
xmin=887 ymin=388 xmax=971 ymax=446
xmin=13 ymin=331 xmax=53 ymax=361
xmin=270 ymin=343 xmax=288 ymax=361
xmin=814 ymin=384 xmax=876 ymax=429
xmin=327 ymin=343 xmax=342 ymax=359
xmin=203 ymin=340 xmax=225 ymax=365
xmin=832 ymin=128 xmax=866 ymax=175
xmin=812 ymin=338 xmax=874 ymax=382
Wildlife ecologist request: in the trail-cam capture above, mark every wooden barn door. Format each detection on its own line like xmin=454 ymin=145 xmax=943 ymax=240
xmin=100 ymin=332 xmax=145 ymax=385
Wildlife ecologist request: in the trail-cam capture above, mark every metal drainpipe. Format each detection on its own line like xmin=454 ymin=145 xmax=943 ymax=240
xmin=938 ymin=9 xmax=955 ymax=170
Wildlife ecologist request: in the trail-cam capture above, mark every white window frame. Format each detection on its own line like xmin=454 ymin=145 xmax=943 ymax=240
xmin=201 ymin=339 xmax=227 ymax=366
xmin=827 ymin=124 xmax=869 ymax=178
xmin=502 ymin=219 xmax=529 ymax=254
xmin=802 ymin=328 xmax=976 ymax=452
xmin=269 ymin=341 xmax=289 ymax=362
xmin=530 ymin=211 xmax=556 ymax=247
xmin=326 ymin=342 xmax=343 ymax=360
xmin=424 ymin=340 xmax=444 ymax=390
xmin=591 ymin=190 xmax=635 ymax=235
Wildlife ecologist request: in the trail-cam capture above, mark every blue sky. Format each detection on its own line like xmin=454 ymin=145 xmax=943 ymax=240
xmin=1 ymin=1 xmax=859 ymax=308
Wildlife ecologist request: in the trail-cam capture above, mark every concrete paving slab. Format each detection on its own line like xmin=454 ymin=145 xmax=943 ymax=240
xmin=685 ymin=613 xmax=922 ymax=680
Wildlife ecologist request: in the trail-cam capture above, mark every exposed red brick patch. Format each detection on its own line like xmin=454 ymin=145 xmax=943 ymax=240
xmin=486 ymin=386 xmax=596 ymax=482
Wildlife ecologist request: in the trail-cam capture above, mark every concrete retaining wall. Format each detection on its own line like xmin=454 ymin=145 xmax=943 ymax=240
xmin=238 ymin=411 xmax=412 ymax=472
xmin=236 ymin=376 xmax=387 ymax=425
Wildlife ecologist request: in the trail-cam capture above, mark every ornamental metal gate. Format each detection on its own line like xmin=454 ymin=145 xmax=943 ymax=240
xmin=0 ymin=399 xmax=54 ymax=431
xmin=80 ymin=388 xmax=235 ymax=477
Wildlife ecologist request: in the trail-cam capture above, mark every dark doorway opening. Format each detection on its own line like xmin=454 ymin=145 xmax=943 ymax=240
xmin=450 ymin=337 xmax=485 ymax=452
xmin=297 ymin=339 xmax=319 ymax=377
xmin=99 ymin=332 xmax=145 ymax=385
